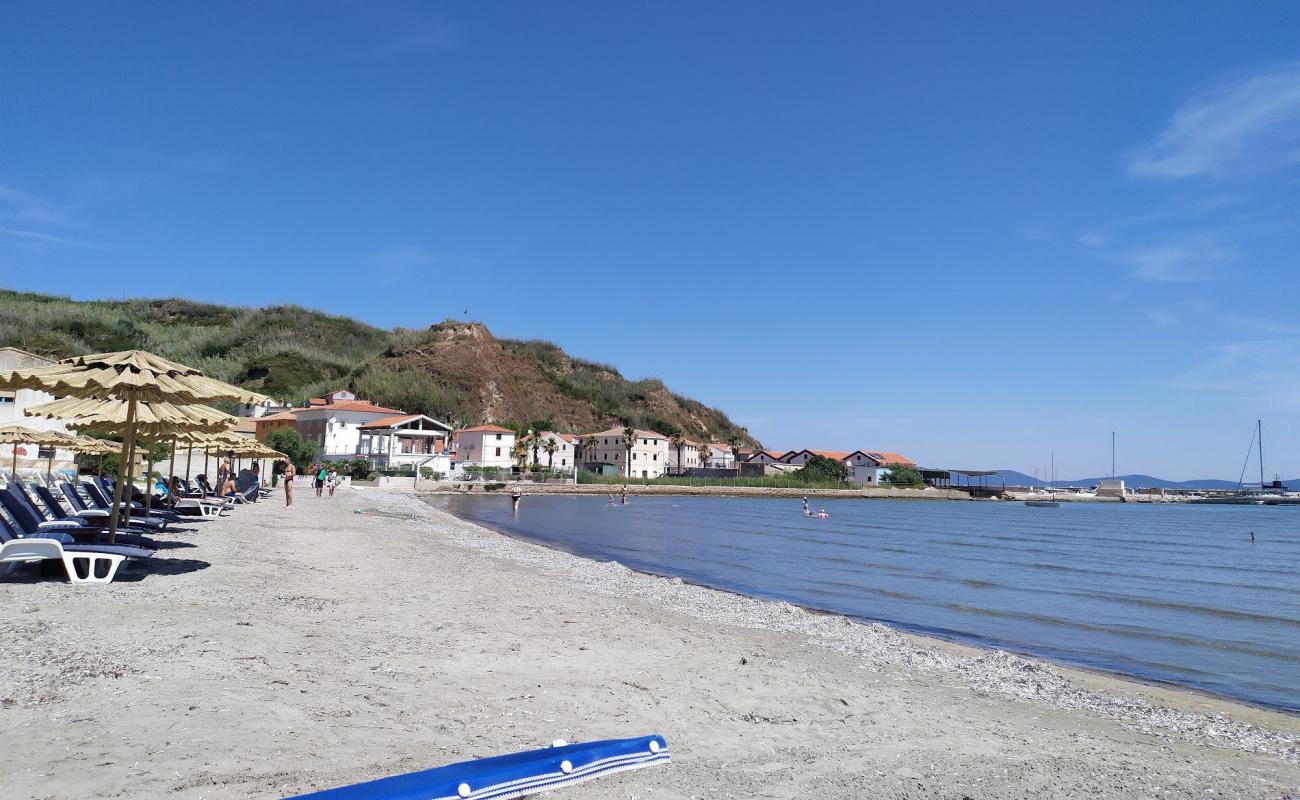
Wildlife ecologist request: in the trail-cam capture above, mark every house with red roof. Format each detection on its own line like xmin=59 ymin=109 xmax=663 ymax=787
xmin=357 ymin=414 xmax=455 ymax=471
xmin=580 ymin=427 xmax=669 ymax=479
xmin=458 ymin=424 xmax=517 ymax=469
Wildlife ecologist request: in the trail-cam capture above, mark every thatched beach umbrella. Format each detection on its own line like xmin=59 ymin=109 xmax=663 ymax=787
xmin=0 ymin=424 xmax=73 ymax=476
xmin=25 ymin=396 xmax=240 ymax=516
xmin=2 ymin=350 xmax=266 ymax=542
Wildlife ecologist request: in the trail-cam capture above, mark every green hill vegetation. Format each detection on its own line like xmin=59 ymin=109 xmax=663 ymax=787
xmin=0 ymin=290 xmax=758 ymax=446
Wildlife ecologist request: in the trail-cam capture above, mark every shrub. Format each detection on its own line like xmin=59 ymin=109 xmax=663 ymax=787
xmin=484 ymin=482 xmax=506 ymax=491
xmin=882 ymin=465 xmax=925 ymax=485
xmin=264 ymin=428 xmax=316 ymax=472
xmin=796 ymin=455 xmax=849 ymax=484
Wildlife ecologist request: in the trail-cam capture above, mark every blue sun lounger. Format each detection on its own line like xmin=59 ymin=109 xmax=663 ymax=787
xmin=288 ymin=735 xmax=670 ymax=800
xmin=0 ymin=512 xmax=154 ymax=583
xmin=0 ymin=484 xmax=156 ymax=550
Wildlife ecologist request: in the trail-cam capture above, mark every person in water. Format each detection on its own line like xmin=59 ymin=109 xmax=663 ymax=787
xmin=621 ymin=486 xmax=628 ymax=505
xmin=802 ymin=496 xmax=810 ymax=516
xmin=608 ymin=493 xmax=616 ymax=507
xmin=511 ymin=486 xmax=522 ymax=513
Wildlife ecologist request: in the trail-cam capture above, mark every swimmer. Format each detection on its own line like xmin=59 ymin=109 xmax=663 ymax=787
xmin=802 ymin=496 xmax=810 ymax=516
xmin=510 ymin=486 xmax=522 ymax=513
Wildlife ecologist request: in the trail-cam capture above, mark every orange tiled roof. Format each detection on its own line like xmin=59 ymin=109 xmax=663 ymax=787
xmin=463 ymin=424 xmax=515 ymax=434
xmin=295 ymin=400 xmax=403 ymax=415
xmin=866 ymin=451 xmax=916 ymax=467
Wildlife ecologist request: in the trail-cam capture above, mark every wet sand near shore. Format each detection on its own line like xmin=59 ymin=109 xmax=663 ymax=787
xmin=1 ymin=486 xmax=1297 ymax=799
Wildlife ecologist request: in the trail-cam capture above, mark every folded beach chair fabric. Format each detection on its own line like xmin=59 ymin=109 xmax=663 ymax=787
xmin=0 ymin=484 xmax=156 ymax=548
xmin=0 ymin=514 xmax=154 ymax=583
xmin=288 ymin=735 xmax=670 ymax=800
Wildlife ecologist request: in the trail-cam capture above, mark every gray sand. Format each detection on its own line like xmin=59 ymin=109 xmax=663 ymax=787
xmin=2 ymin=486 xmax=1297 ymax=799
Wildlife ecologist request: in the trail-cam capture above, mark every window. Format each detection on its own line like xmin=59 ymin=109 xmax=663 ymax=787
xmin=653 ymin=453 xmax=658 ymax=461
xmin=495 ymin=433 xmax=502 ymax=440
xmin=632 ymin=452 xmax=637 ymax=460
xmin=0 ymin=391 xmax=14 ymax=404
xmin=561 ymin=459 xmax=567 ymax=466
xmin=495 ymin=447 xmax=501 ymax=456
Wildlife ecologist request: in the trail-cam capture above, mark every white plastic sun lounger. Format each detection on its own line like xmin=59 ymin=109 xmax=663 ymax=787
xmin=287 ymin=735 xmax=670 ymax=800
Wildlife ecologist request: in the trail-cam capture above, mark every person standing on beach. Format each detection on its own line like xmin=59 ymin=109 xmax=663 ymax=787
xmin=315 ymin=464 xmax=326 ymax=497
xmin=327 ymin=466 xmax=338 ymax=497
xmin=283 ymin=461 xmax=296 ymax=507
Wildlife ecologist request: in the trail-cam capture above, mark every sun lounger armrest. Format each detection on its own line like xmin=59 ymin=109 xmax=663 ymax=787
xmin=75 ymin=509 xmax=111 ymax=520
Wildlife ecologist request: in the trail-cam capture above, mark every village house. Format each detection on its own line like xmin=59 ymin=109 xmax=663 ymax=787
xmin=845 ymin=450 xmax=916 ymax=484
xmin=0 ymin=347 xmax=73 ymax=474
xmin=665 ymin=439 xmax=707 ymax=473
xmin=743 ymin=450 xmax=788 ymax=465
xmin=702 ymin=443 xmax=736 ymax=469
xmin=458 ymin=424 xmax=516 ymax=469
xmin=527 ymin=431 xmax=577 ymax=471
xmin=251 ymin=389 xmax=405 ymax=459
xmin=582 ymin=427 xmax=669 ymax=479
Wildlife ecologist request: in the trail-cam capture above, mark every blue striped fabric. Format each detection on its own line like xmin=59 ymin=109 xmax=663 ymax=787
xmin=288 ymin=735 xmax=669 ymax=800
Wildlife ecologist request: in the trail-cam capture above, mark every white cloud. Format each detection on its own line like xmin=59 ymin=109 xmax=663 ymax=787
xmin=368 ymin=245 xmax=436 ymax=285
xmin=0 ymin=227 xmax=95 ymax=249
xmin=1147 ymin=310 xmax=1179 ymax=327
xmin=1128 ymin=61 xmax=1300 ymax=178
xmin=1167 ymin=338 xmax=1300 ymax=409
xmin=1120 ymin=235 xmax=1236 ymax=281
xmin=0 ymin=182 xmax=65 ymax=226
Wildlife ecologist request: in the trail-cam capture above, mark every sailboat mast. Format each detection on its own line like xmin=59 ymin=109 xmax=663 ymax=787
xmin=1111 ymin=431 xmax=1115 ymax=478
xmin=1258 ymin=419 xmax=1265 ymax=489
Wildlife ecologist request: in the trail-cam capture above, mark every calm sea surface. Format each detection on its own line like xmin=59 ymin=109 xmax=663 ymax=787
xmin=437 ymin=495 xmax=1300 ymax=711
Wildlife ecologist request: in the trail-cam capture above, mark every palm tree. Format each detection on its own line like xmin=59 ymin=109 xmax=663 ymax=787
xmin=727 ymin=434 xmax=743 ymax=465
xmin=622 ymin=424 xmax=636 ymax=478
xmin=580 ymin=435 xmax=598 ymax=465
xmin=543 ymin=436 xmax=558 ymax=469
xmin=510 ymin=439 xmax=528 ymax=471
xmin=698 ymin=429 xmax=711 ymax=468
xmin=669 ymin=432 xmax=686 ymax=475
xmin=529 ymin=431 xmax=542 ymax=467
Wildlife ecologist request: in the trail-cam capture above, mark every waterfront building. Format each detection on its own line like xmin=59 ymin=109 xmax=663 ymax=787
xmin=357 ymin=414 xmax=455 ymax=472
xmin=458 ymin=424 xmax=517 ymax=469
xmin=582 ymin=427 xmax=669 ymax=479
xmin=0 ymin=347 xmax=74 ymax=474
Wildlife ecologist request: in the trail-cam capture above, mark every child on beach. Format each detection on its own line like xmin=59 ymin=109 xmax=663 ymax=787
xmin=283 ymin=461 xmax=296 ymax=507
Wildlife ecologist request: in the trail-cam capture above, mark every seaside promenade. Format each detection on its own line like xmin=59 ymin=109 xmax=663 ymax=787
xmin=2 ymin=485 xmax=1297 ymax=798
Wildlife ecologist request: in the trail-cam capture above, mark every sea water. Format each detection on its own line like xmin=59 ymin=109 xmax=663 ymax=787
xmin=438 ymin=494 xmax=1300 ymax=711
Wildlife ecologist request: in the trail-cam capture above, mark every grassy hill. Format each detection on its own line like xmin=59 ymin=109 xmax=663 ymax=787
xmin=0 ymin=290 xmax=758 ymax=445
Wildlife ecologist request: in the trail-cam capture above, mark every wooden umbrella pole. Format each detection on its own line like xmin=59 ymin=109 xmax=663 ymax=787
xmin=108 ymin=395 xmax=138 ymax=545
xmin=143 ymin=441 xmax=156 ymax=515
xmin=185 ymin=442 xmax=193 ymax=481
xmin=168 ymin=435 xmax=178 ymax=502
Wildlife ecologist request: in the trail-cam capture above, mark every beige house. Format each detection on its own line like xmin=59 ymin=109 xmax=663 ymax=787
xmin=582 ymin=427 xmax=669 ymax=479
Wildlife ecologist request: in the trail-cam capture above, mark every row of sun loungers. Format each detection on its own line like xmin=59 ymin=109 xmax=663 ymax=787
xmin=0 ymin=474 xmax=257 ymax=584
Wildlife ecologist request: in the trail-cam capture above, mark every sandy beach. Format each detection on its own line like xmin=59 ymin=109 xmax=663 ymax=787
xmin=2 ymin=485 xmax=1298 ymax=799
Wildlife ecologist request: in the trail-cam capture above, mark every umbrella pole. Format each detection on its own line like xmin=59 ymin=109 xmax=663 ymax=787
xmin=144 ymin=441 xmax=156 ymax=516
xmin=185 ymin=442 xmax=193 ymax=481
xmin=108 ymin=395 xmax=139 ymax=545
xmin=168 ymin=435 xmax=178 ymax=502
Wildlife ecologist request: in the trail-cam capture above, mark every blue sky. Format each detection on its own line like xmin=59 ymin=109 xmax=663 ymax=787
xmin=3 ymin=2 xmax=1300 ymax=480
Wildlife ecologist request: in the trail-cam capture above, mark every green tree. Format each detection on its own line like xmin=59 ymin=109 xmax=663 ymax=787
xmin=529 ymin=431 xmax=543 ymax=467
xmin=622 ymin=424 xmax=636 ymax=478
xmin=883 ymin=465 xmax=925 ymax=486
xmin=264 ymin=427 xmax=317 ymax=472
xmin=510 ymin=438 xmax=529 ymax=470
xmin=543 ymin=436 xmax=559 ymax=469
xmin=796 ymin=455 xmax=849 ymax=484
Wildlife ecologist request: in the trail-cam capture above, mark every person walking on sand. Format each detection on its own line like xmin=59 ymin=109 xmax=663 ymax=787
xmin=283 ymin=461 xmax=296 ymax=507
xmin=327 ymin=466 xmax=338 ymax=497
xmin=315 ymin=464 xmax=327 ymax=497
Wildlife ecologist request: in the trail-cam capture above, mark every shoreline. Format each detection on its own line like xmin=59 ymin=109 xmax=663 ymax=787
xmin=420 ymin=495 xmax=1300 ymax=745
xmin=3 ymin=486 xmax=1297 ymax=799
xmin=431 ymin=493 xmax=1297 ymax=716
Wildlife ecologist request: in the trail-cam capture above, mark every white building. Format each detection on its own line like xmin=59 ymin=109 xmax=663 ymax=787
xmin=528 ymin=431 xmax=577 ymax=471
xmin=358 ymin=414 xmax=455 ymax=472
xmin=844 ymin=450 xmax=917 ymax=484
xmin=0 ymin=347 xmax=73 ymax=475
xmin=458 ymin=425 xmax=516 ymax=469
xmin=702 ymin=443 xmax=736 ymax=469
xmin=665 ymin=439 xmax=706 ymax=473
xmin=255 ymin=396 xmax=405 ymax=459
xmin=582 ymin=428 xmax=669 ymax=479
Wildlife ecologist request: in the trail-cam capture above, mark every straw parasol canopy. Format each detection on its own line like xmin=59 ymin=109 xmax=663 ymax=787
xmin=0 ymin=424 xmax=75 ymax=474
xmin=25 ymin=396 xmax=238 ymax=436
xmin=0 ymin=349 xmax=268 ymax=542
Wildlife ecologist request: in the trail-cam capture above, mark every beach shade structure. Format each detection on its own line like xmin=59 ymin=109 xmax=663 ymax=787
xmin=1 ymin=350 xmax=267 ymax=542
xmin=0 ymin=425 xmax=74 ymax=476
xmin=287 ymin=734 xmax=670 ymax=800
xmin=24 ymin=396 xmax=242 ymax=516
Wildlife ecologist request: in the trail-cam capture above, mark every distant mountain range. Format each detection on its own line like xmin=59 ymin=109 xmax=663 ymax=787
xmin=991 ymin=470 xmax=1300 ymax=491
